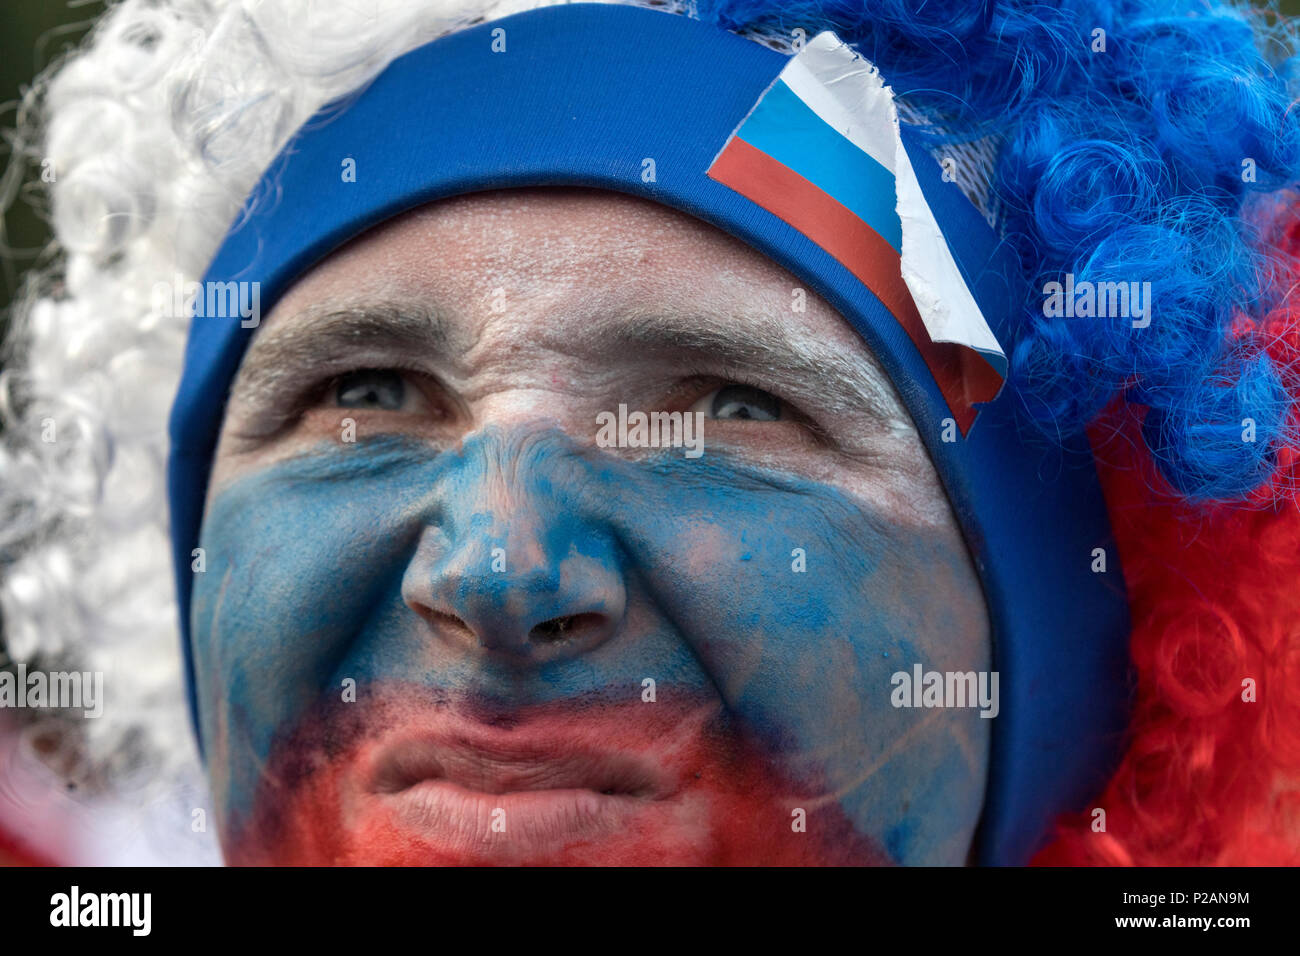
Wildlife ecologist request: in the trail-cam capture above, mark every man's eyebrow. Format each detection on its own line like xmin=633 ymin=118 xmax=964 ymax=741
xmin=230 ymin=298 xmax=912 ymax=430
xmin=229 ymin=301 xmax=455 ymax=399
xmin=590 ymin=311 xmax=910 ymax=427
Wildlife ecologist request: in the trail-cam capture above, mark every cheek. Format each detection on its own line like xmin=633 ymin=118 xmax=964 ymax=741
xmin=591 ymin=457 xmax=991 ymax=862
xmin=191 ymin=441 xmax=438 ymax=819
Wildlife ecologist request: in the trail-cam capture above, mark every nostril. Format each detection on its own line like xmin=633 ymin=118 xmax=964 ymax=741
xmin=528 ymin=612 xmax=607 ymax=645
xmin=417 ymin=606 xmax=477 ymax=643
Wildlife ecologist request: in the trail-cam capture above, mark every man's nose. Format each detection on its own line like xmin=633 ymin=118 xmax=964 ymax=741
xmin=400 ymin=431 xmax=627 ymax=662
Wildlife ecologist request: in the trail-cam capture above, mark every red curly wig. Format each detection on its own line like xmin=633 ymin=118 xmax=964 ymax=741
xmin=1036 ymin=195 xmax=1300 ymax=866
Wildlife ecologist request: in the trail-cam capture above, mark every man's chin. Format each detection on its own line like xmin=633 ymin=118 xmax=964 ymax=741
xmin=216 ymin=688 xmax=892 ymax=866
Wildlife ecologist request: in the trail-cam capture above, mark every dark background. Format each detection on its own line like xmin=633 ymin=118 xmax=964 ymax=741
xmin=2 ymin=1 xmax=106 ymax=318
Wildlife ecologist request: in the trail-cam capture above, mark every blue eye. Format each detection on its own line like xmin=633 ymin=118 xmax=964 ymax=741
xmin=707 ymin=384 xmax=782 ymax=421
xmin=335 ymin=370 xmax=406 ymax=410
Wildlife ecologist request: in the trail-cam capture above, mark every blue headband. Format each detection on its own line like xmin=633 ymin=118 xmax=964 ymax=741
xmin=167 ymin=1 xmax=1131 ymax=865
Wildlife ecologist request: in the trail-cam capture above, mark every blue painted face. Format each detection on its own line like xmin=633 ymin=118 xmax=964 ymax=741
xmin=190 ymin=188 xmax=991 ymax=865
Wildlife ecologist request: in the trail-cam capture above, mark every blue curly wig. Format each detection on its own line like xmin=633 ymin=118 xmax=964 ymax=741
xmin=693 ymin=0 xmax=1300 ymax=501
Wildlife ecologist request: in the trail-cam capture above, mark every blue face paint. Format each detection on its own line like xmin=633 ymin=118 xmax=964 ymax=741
xmin=193 ymin=426 xmax=990 ymax=864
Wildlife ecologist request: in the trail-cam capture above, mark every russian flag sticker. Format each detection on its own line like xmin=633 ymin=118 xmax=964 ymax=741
xmin=707 ymin=31 xmax=1006 ymax=433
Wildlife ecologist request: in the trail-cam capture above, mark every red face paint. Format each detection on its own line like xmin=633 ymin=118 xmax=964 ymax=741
xmin=224 ymin=685 xmax=890 ymax=866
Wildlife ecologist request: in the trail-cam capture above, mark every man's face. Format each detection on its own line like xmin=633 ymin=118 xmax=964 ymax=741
xmin=192 ymin=187 xmax=991 ymax=865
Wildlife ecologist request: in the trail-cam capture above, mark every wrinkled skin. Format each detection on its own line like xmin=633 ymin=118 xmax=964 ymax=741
xmin=192 ymin=187 xmax=991 ymax=865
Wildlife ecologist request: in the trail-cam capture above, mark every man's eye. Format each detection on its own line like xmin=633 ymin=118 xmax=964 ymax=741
xmin=692 ymin=384 xmax=783 ymax=421
xmin=334 ymin=369 xmax=409 ymax=411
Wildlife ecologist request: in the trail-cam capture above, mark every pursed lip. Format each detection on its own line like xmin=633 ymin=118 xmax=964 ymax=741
xmin=364 ymin=717 xmax=675 ymax=856
xmin=369 ymin=733 xmax=665 ymax=797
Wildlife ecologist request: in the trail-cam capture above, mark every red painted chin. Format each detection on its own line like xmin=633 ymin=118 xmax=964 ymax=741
xmin=223 ymin=690 xmax=891 ymax=866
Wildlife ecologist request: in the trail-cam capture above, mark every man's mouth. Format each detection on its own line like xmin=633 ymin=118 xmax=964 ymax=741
xmin=365 ymin=719 xmax=672 ymax=856
xmin=224 ymin=692 xmax=894 ymax=865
